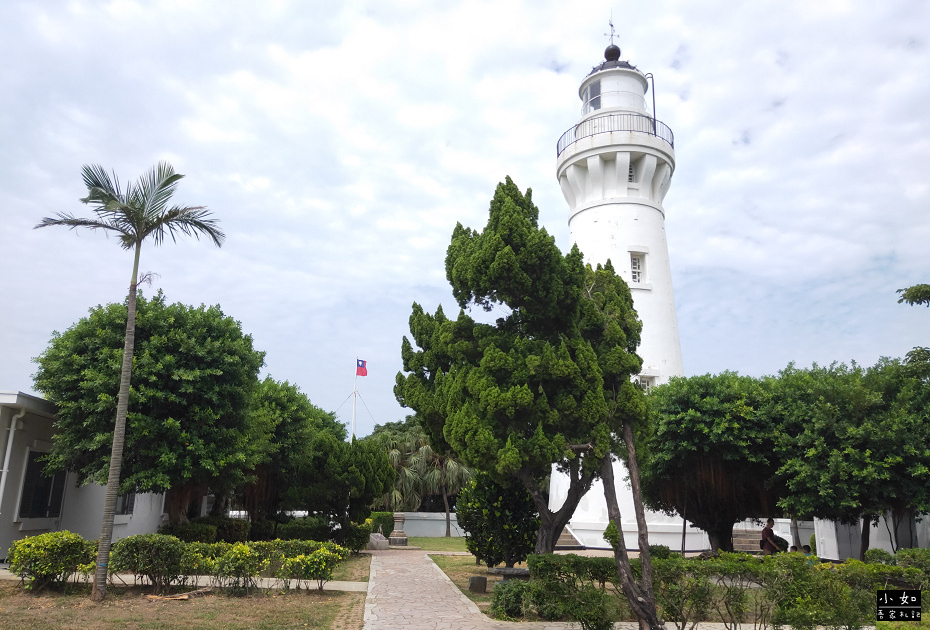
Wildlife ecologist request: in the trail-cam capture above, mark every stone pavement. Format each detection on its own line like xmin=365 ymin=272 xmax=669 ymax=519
xmin=363 ymin=549 xmax=639 ymax=630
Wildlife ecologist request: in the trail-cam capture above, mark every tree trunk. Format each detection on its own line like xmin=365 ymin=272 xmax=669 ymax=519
xmin=91 ymin=244 xmax=141 ymax=602
xmin=859 ymin=514 xmax=870 ymax=561
xmin=790 ymin=516 xmax=801 ymax=550
xmin=442 ymin=482 xmax=451 ymax=537
xmin=516 ymin=458 xmax=595 ymax=554
xmin=621 ymin=419 xmax=658 ymax=622
xmin=707 ymin=523 xmax=735 ymax=552
xmin=600 ymin=452 xmax=663 ymax=630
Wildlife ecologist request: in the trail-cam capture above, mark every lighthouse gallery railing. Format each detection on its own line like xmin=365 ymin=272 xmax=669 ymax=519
xmin=557 ymin=112 xmax=674 ymax=157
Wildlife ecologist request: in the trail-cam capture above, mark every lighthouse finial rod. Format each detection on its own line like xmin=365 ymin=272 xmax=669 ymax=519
xmin=604 ymin=15 xmax=616 ymax=45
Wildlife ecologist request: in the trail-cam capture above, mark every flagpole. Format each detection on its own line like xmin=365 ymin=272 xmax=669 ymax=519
xmin=352 ymin=357 xmax=357 ymax=442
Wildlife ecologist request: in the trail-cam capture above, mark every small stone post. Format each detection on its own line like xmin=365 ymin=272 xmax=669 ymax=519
xmin=389 ymin=512 xmax=408 ymax=546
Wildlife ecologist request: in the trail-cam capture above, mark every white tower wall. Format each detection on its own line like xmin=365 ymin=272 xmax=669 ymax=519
xmin=557 ymin=55 xmax=683 ymax=386
xmin=550 ymin=45 xmax=695 ymax=551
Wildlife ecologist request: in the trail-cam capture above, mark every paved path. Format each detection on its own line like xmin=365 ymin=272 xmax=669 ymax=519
xmin=363 ymin=550 xmax=641 ymax=630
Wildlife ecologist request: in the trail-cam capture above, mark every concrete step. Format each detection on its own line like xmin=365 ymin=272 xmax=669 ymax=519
xmin=732 ymin=529 xmax=762 ymax=553
xmin=555 ymin=527 xmax=585 ymax=550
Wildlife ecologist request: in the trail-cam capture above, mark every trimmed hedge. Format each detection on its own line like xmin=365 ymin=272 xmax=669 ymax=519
xmin=192 ymin=516 xmax=251 ymax=543
xmin=277 ymin=515 xmax=332 ymax=542
xmin=110 ymin=533 xmax=185 ymax=594
xmin=516 ymin=549 xmax=928 ymax=630
xmin=8 ymin=531 xmax=349 ymax=595
xmin=158 ymin=522 xmax=217 ymax=543
xmin=7 ymin=530 xmax=95 ymax=591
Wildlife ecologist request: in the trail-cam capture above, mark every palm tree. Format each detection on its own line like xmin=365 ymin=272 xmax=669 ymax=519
xmin=410 ymin=443 xmax=471 ymax=536
xmin=35 ymin=162 xmax=224 ymax=601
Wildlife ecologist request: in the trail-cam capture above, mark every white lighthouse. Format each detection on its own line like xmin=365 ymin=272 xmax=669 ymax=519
xmin=556 ymin=42 xmax=683 ymax=386
xmin=549 ymin=41 xmax=706 ymax=551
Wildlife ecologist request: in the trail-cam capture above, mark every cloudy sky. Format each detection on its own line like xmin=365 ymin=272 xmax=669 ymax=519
xmin=2 ymin=0 xmax=927 ymax=438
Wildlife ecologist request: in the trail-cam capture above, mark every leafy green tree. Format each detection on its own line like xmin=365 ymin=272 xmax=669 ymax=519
xmin=456 ymin=471 xmax=539 ymax=568
xmin=34 ymin=162 xmax=223 ymax=600
xmin=239 ymin=377 xmax=344 ymax=521
xmin=643 ymin=372 xmax=779 ymax=551
xmin=897 ymin=284 xmax=930 ymax=307
xmin=397 ymin=178 xmax=662 ymax=628
xmin=397 ymin=178 xmax=601 ymax=554
xmin=287 ymin=433 xmax=393 ymax=543
xmin=34 ymin=291 xmax=265 ymax=524
xmin=765 ymin=361 xmax=930 ymax=558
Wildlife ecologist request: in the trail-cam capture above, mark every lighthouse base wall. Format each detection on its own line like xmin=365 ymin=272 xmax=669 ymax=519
xmin=548 ymin=460 xmax=709 ymax=551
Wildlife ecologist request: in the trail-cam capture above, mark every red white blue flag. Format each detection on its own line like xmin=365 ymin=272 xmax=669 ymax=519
xmin=356 ymin=359 xmax=368 ymax=377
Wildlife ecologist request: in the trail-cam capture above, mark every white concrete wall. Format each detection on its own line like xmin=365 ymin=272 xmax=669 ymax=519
xmin=59 ymin=482 xmax=165 ymax=542
xmin=0 ymin=407 xmax=58 ymax=560
xmin=549 ymin=459 xmax=710 ymax=551
xmin=398 ymin=512 xmax=465 ymax=537
xmin=1 ymin=402 xmax=165 ymax=560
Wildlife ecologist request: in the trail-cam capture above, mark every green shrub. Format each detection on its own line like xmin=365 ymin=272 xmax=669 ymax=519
xmin=193 ymin=516 xmax=250 ymax=543
xmin=565 ymin=585 xmax=616 ymax=630
xmin=896 ymin=547 xmax=930 ymax=588
xmin=649 ymin=544 xmax=672 ymax=560
xmin=248 ymin=518 xmax=277 ymax=541
xmin=110 ymin=534 xmax=185 ymax=594
xmin=526 ymin=554 xmax=618 ymax=628
xmin=457 ymin=472 xmax=538 ymax=568
xmin=653 ymin=555 xmax=713 ymax=630
xmin=490 ymin=579 xmax=534 ymax=619
xmin=342 ymin=521 xmax=372 ymax=554
xmin=700 ymin=552 xmax=761 ymax=629
xmin=369 ymin=511 xmax=394 ymax=536
xmin=277 ymin=547 xmax=342 ymax=591
xmin=809 ymin=533 xmax=816 ymax=556
xmin=7 ymin=531 xmax=95 ymax=591
xmin=277 ymin=515 xmax=332 ymax=542
xmin=158 ymin=522 xmax=217 ymax=543
xmin=215 ymin=542 xmax=269 ymax=595
xmin=865 ymin=548 xmax=896 ymax=565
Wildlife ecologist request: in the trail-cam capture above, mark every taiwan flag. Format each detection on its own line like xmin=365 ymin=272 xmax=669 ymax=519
xmin=356 ymin=359 xmax=368 ymax=377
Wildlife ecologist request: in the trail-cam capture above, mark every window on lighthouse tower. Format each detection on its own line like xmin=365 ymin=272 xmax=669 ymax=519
xmin=630 ymin=253 xmax=645 ymax=283
xmin=583 ymin=80 xmax=601 ymax=114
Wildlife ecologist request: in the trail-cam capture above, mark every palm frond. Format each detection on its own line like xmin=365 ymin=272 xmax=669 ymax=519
xmin=34 ymin=213 xmax=130 ymax=238
xmin=40 ymin=162 xmax=223 ymax=251
xmin=154 ymin=205 xmax=225 ymax=247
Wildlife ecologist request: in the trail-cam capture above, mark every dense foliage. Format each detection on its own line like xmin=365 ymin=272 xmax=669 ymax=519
xmin=239 ymin=377 xmax=344 ymax=520
xmin=369 ymin=415 xmax=471 ymax=535
xmin=498 ymin=550 xmax=930 ymax=630
xmin=284 ymin=432 xmax=393 ymax=544
xmin=9 ymin=530 xmax=352 ymax=594
xmin=644 ymin=372 xmax=778 ymax=551
xmin=644 ymin=356 xmax=930 ymax=558
xmin=396 ymin=177 xmax=646 ymax=554
xmin=34 ymin=291 xmax=265 ymax=523
xmin=7 ymin=530 xmax=95 ymax=591
xmin=456 ymin=472 xmax=539 ymax=568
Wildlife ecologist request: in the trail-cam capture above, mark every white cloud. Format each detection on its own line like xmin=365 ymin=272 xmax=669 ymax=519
xmin=1 ymin=0 xmax=927 ymax=437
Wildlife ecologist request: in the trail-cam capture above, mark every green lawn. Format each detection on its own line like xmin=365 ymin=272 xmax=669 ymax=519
xmin=405 ymin=536 xmax=469 ymax=552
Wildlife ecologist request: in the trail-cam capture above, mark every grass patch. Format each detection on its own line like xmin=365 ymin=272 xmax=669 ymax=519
xmin=428 ymin=553 xmax=508 ymax=609
xmin=406 ymin=537 xmax=468 ymax=552
xmin=0 ymin=581 xmax=365 ymax=630
xmin=331 ymin=552 xmax=371 ymax=582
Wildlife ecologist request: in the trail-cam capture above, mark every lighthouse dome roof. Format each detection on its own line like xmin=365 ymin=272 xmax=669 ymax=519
xmin=586 ymin=44 xmax=638 ymax=77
